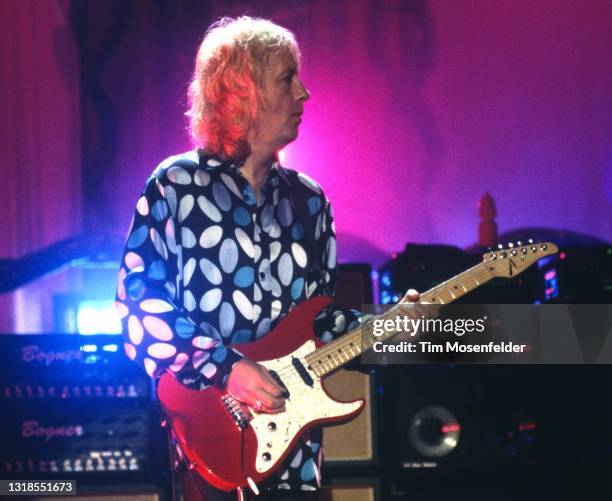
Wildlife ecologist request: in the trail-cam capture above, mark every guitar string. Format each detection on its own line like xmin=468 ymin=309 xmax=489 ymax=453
xmin=267 ymin=263 xmax=497 ymax=384
xmin=266 ymin=247 xmax=546 ymax=383
xmin=270 ymin=264 xmax=494 ymax=383
xmin=302 ymin=253 xmax=531 ymax=368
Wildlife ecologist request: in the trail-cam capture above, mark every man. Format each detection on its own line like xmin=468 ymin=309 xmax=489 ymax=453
xmin=116 ymin=16 xmax=362 ymax=500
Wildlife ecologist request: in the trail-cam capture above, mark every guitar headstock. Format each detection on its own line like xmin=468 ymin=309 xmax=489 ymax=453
xmin=482 ymin=240 xmax=559 ymax=278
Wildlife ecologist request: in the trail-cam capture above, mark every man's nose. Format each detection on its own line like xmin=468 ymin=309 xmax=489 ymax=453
xmin=296 ymin=79 xmax=310 ymax=102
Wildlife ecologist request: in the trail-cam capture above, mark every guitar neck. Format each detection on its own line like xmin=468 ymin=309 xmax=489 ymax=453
xmin=305 ymin=261 xmax=494 ymax=377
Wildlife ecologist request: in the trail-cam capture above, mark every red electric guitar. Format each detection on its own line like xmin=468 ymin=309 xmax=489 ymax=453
xmin=157 ymin=241 xmax=558 ymax=493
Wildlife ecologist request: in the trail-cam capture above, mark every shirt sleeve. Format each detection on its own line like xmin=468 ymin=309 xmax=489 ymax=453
xmin=115 ymin=172 xmax=243 ymax=389
xmin=310 ymin=193 xmax=362 ymax=344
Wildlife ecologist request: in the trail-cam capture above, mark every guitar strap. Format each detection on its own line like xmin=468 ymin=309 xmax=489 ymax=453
xmin=281 ymin=167 xmax=332 ymax=297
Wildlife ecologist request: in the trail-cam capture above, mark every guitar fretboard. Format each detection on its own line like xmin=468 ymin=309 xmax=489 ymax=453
xmin=305 ymin=261 xmax=494 ymax=377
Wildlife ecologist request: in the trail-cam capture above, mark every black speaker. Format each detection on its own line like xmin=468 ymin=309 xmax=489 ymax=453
xmin=381 ymin=365 xmax=612 ymax=488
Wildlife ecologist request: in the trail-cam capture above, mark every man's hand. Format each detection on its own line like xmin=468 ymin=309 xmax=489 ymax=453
xmin=400 ymin=288 xmax=421 ymax=305
xmin=226 ymin=358 xmax=286 ymax=414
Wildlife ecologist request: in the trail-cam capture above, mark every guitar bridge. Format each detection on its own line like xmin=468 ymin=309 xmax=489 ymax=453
xmin=221 ymin=394 xmax=250 ymax=430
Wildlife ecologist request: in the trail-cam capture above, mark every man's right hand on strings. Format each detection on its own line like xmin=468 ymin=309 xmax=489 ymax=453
xmin=226 ymin=358 xmax=286 ymax=414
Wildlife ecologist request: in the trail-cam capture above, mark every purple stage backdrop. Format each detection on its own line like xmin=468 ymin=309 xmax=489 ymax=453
xmin=1 ymin=0 xmax=611 ymax=331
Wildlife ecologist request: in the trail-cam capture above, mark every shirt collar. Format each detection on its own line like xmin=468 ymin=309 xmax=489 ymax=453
xmin=198 ymin=150 xmax=290 ymax=186
xmin=197 ymin=150 xmax=290 ymax=203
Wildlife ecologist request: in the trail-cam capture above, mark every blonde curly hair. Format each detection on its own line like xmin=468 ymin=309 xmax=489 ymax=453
xmin=187 ymin=16 xmax=301 ymax=162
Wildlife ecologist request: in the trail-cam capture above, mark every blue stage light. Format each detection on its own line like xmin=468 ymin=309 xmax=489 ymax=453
xmin=76 ymin=300 xmax=122 ymax=335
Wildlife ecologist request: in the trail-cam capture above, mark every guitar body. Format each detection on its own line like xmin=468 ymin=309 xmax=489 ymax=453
xmin=157 ymin=296 xmax=365 ymax=492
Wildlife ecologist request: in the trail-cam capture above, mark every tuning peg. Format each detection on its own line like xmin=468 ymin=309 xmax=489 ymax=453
xmin=497 ymin=244 xmax=503 ymax=250
xmin=508 ymin=242 xmax=514 ymax=248
xmin=528 ymin=238 xmax=534 ymax=244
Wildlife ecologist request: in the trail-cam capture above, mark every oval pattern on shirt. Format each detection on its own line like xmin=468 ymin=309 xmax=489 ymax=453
xmin=150 ymin=228 xmax=168 ymax=259
xmin=198 ymin=195 xmax=222 ymax=222
xmin=136 ymin=196 xmax=149 ymax=216
xmin=232 ymin=290 xmax=253 ymax=320
xmin=234 ymin=228 xmax=254 ymax=257
xmin=125 ymin=252 xmax=144 ymax=270
xmin=140 ymin=299 xmax=173 ymax=313
xmin=148 ymin=342 xmax=177 ymax=359
xmin=194 ymin=169 xmax=210 ymax=187
xmin=183 ymin=257 xmax=196 ymax=286
xmin=278 ymin=253 xmax=293 ymax=286
xmin=278 ymin=198 xmax=293 ymax=227
xmin=170 ymin=352 xmax=189 ymax=371
xmin=181 ymin=227 xmax=196 ymax=248
xmin=142 ymin=315 xmax=173 ymax=341
xmin=200 ymin=226 xmax=223 ymax=248
xmin=219 ymin=238 xmax=239 ymax=273
xmin=124 ymin=343 xmax=137 ymax=360
xmin=234 ymin=266 xmax=255 ymax=288
xmin=151 ymin=200 xmax=168 ymax=221
xmin=165 ymin=219 xmax=177 ymax=254
xmin=167 ymin=166 xmax=191 ymax=185
xmin=292 ymin=243 xmax=307 ymax=268
xmin=128 ymin=315 xmax=144 ymax=345
xmin=175 ymin=318 xmax=195 ymax=339
xmin=179 ymin=194 xmax=195 ymax=222
xmin=219 ymin=302 xmax=235 ymax=338
xmin=221 ymin=173 xmax=242 ymax=198
xmin=212 ymin=182 xmax=231 ymax=211
xmin=199 ymin=258 xmax=222 ymax=285
xmin=144 ymin=358 xmax=157 ymax=377
xmin=164 ymin=185 xmax=177 ymax=217
xmin=233 ymin=207 xmax=251 ymax=227
xmin=127 ymin=225 xmax=148 ymax=249
xmin=200 ymin=288 xmax=222 ymax=312
xmin=326 ymin=236 xmax=336 ymax=268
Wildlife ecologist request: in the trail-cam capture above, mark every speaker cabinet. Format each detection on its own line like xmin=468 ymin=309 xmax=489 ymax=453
xmin=382 ymin=364 xmax=612 ymax=489
xmin=323 ymin=369 xmax=375 ymax=464
xmin=323 ymin=264 xmax=376 ymax=465
xmin=321 ymin=478 xmax=379 ymax=501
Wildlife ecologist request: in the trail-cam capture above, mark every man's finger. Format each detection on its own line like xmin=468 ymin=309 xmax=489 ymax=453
xmin=258 ymin=388 xmax=286 ymax=409
xmin=259 ymin=372 xmax=285 ymax=398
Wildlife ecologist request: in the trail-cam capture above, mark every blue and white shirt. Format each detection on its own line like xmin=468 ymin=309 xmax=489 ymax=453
xmin=116 ymin=150 xmax=359 ymax=491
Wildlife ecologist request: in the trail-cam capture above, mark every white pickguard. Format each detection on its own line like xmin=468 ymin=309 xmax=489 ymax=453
xmin=250 ymin=340 xmax=362 ymax=474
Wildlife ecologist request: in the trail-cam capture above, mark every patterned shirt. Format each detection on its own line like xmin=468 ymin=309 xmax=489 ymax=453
xmin=115 ymin=150 xmax=359 ymax=491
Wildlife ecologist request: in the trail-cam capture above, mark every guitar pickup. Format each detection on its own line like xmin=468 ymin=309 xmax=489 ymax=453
xmin=291 ymin=357 xmax=313 ymax=387
xmin=268 ymin=370 xmax=290 ymax=398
